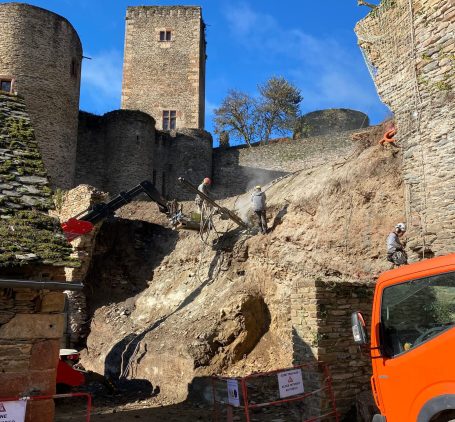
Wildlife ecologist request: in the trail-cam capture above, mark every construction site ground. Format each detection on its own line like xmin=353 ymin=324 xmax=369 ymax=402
xmin=65 ymin=127 xmax=402 ymax=420
xmin=54 ymin=395 xmax=310 ymax=421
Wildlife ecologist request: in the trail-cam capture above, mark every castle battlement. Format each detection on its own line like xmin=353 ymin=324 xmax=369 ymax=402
xmin=126 ymin=6 xmax=202 ymax=19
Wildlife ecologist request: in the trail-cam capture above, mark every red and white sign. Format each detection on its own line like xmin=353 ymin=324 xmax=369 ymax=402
xmin=277 ymin=369 xmax=304 ymax=398
xmin=0 ymin=400 xmax=26 ymax=422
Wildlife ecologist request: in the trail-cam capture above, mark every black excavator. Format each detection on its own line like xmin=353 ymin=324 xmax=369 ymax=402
xmin=61 ymin=179 xmax=249 ymax=241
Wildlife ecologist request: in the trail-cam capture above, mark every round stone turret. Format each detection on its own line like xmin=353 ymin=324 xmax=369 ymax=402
xmin=0 ymin=3 xmax=82 ymax=188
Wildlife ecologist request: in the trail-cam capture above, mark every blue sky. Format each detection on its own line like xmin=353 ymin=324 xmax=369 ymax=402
xmin=7 ymin=0 xmax=390 ymax=139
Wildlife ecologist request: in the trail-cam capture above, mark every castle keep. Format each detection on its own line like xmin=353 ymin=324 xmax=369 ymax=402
xmin=121 ymin=6 xmax=206 ymax=130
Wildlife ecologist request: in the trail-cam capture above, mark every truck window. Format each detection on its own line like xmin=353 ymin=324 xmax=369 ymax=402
xmin=381 ymin=272 xmax=455 ymax=357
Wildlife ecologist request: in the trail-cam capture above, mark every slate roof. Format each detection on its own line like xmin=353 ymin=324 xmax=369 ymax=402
xmin=0 ymin=93 xmax=76 ymax=268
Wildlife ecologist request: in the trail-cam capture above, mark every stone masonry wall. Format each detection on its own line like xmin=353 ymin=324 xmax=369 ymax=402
xmin=299 ymin=109 xmax=370 ymax=138
xmin=212 ymin=131 xmax=356 ymax=199
xmin=52 ymin=185 xmax=108 ymax=348
xmin=0 ymin=3 xmax=82 ymax=189
xmin=356 ymin=0 xmax=455 ymax=259
xmin=291 ymin=279 xmax=375 ymax=419
xmin=167 ymin=128 xmax=213 ymax=200
xmin=0 ymin=91 xmax=75 ymax=422
xmin=76 ymin=110 xmax=155 ymax=195
xmin=76 ymin=110 xmax=212 ymax=200
xmin=0 ymin=283 xmax=65 ymax=422
xmin=121 ymin=6 xmax=205 ymax=130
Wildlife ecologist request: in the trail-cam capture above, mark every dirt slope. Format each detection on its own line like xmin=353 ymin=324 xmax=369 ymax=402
xmin=80 ymin=135 xmax=404 ymax=405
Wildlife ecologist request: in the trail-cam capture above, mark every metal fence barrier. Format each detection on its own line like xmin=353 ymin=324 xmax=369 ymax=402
xmin=212 ymin=362 xmax=339 ymax=422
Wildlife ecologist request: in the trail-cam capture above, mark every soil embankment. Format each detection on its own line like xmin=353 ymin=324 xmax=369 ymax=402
xmin=79 ymin=129 xmax=404 ymax=409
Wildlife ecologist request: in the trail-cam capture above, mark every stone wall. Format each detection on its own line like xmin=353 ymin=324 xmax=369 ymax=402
xmin=212 ymin=131 xmax=355 ymax=198
xmin=356 ymin=0 xmax=455 ymax=259
xmin=0 ymin=283 xmax=65 ymax=422
xmin=298 ymin=109 xmax=370 ymax=138
xmin=291 ymin=279 xmax=375 ymax=418
xmin=121 ymin=6 xmax=206 ymax=129
xmin=76 ymin=110 xmax=155 ymax=195
xmin=0 ymin=92 xmax=76 ymax=422
xmin=52 ymin=185 xmax=108 ymax=348
xmin=167 ymin=128 xmax=213 ymax=200
xmin=76 ymin=110 xmax=212 ymax=200
xmin=0 ymin=3 xmax=82 ymax=189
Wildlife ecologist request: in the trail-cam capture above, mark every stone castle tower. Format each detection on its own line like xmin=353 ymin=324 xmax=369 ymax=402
xmin=0 ymin=3 xmax=82 ymax=189
xmin=121 ymin=6 xmax=206 ymax=130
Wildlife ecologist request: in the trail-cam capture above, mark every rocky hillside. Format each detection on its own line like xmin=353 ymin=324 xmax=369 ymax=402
xmin=79 ymin=128 xmax=404 ymax=406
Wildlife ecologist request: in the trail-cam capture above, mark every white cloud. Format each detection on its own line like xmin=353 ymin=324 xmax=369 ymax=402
xmin=80 ymin=49 xmax=123 ymax=113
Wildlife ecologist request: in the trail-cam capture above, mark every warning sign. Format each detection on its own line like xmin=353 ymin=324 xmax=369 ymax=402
xmin=277 ymin=369 xmax=304 ymax=398
xmin=0 ymin=400 xmax=26 ymax=422
xmin=226 ymin=379 xmax=240 ymax=407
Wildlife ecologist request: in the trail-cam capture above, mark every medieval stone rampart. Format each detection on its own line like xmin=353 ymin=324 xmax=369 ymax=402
xmin=76 ymin=111 xmax=212 ymax=200
xmin=0 ymin=3 xmax=82 ymax=189
xmin=299 ymin=108 xmax=370 ymax=138
xmin=212 ymin=130 xmax=356 ymax=198
xmin=356 ymin=0 xmax=455 ymax=258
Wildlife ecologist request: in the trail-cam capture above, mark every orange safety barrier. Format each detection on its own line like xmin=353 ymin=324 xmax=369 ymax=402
xmin=379 ymin=129 xmax=397 ymax=145
xmin=212 ymin=362 xmax=339 ymax=422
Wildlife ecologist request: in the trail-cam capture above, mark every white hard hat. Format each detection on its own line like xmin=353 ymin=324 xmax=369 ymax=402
xmin=395 ymin=223 xmax=406 ymax=232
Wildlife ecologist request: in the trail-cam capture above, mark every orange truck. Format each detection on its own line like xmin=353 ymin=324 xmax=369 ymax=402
xmin=352 ymin=254 xmax=455 ymax=422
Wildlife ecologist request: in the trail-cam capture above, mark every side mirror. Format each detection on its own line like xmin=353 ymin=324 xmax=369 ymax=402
xmin=351 ymin=311 xmax=368 ymax=345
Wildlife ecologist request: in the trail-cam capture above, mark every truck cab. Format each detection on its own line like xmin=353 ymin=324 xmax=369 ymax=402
xmin=352 ymin=254 xmax=455 ymax=422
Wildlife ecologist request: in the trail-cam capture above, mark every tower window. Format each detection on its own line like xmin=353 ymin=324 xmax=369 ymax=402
xmin=0 ymin=79 xmax=12 ymax=93
xmin=159 ymin=31 xmax=172 ymax=42
xmin=152 ymin=170 xmax=157 ymax=186
xmin=162 ymin=110 xmax=176 ymax=130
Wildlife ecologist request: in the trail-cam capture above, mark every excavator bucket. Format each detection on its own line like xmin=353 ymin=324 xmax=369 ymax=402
xmin=61 ymin=218 xmax=94 ymax=242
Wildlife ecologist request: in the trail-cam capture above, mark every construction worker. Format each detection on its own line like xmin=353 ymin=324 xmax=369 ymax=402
xmin=251 ymin=185 xmax=267 ymax=234
xmin=195 ymin=177 xmax=211 ymax=214
xmin=387 ymin=223 xmax=408 ymax=266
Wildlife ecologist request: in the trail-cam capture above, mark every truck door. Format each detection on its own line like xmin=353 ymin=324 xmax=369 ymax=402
xmin=375 ymin=272 xmax=455 ymax=421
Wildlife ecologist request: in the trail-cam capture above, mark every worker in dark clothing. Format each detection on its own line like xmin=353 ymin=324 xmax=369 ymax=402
xmin=387 ymin=223 xmax=408 ymax=266
xmin=195 ymin=177 xmax=211 ymax=214
xmin=251 ymin=185 xmax=267 ymax=234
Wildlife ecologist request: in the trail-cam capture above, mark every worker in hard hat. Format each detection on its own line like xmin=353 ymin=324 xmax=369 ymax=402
xmin=195 ymin=177 xmax=212 ymax=214
xmin=386 ymin=223 xmax=408 ymax=266
xmin=251 ymin=185 xmax=267 ymax=234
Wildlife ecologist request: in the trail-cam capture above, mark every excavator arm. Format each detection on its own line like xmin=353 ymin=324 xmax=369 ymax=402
xmin=61 ymin=180 xmax=172 ymax=241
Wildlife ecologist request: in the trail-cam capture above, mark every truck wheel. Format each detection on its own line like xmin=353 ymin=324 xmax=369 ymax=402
xmin=430 ymin=410 xmax=455 ymax=421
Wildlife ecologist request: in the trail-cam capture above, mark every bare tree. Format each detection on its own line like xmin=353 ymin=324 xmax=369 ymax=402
xmin=219 ymin=131 xmax=230 ymax=148
xmin=214 ymin=90 xmax=259 ymax=147
xmin=257 ymin=76 xmax=302 ymax=143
